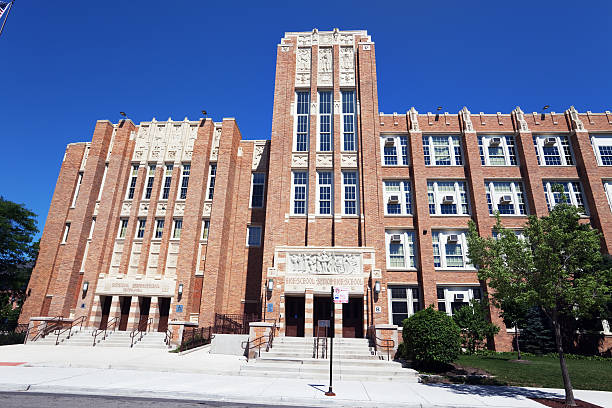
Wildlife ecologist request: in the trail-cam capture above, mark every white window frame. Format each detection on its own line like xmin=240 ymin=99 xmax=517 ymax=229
xmin=206 ymin=164 xmax=217 ymax=201
xmin=177 ymin=164 xmax=190 ymax=200
xmin=61 ymin=223 xmax=70 ymax=244
xmin=294 ymin=91 xmax=310 ymax=152
xmin=154 ymin=219 xmax=164 ymax=239
xmin=316 ymin=171 xmax=333 ymax=216
xmin=385 ymin=230 xmax=416 ymax=270
xmin=246 ymin=225 xmax=262 ymax=247
xmin=427 ymin=180 xmax=470 ymax=216
xmin=126 ymin=164 xmax=139 ymax=200
xmin=591 ymin=134 xmax=612 ymax=166
xmin=118 ymin=219 xmax=129 ymax=239
xmin=437 ymin=286 xmax=482 ymax=316
xmin=543 ymin=180 xmax=589 ymax=214
xmin=387 ymin=286 xmax=421 ymax=326
xmin=71 ymin=172 xmax=83 ymax=208
xmin=342 ymin=171 xmax=359 ymax=216
xmin=383 ymin=180 xmax=412 ymax=216
xmin=291 ymin=171 xmax=308 ymax=216
xmin=135 ymin=219 xmax=146 ymax=239
xmin=97 ymin=163 xmax=108 ymax=201
xmin=201 ymin=219 xmax=210 ymax=241
xmin=172 ymin=219 xmax=183 ymax=240
xmin=341 ymin=90 xmax=356 ymax=152
xmin=604 ymin=181 xmax=612 ymax=212
xmin=88 ymin=217 xmax=96 ymax=239
xmin=533 ymin=134 xmax=574 ymax=166
xmin=432 ymin=230 xmax=473 ymax=270
xmin=250 ymin=173 xmax=266 ymax=208
xmin=143 ymin=165 xmax=156 ymax=200
xmin=160 ymin=164 xmax=173 ymax=200
xmin=478 ymin=135 xmax=518 ymax=166
xmin=380 ymin=135 xmax=409 ymax=166
xmin=317 ymin=91 xmax=333 ymax=152
xmin=485 ymin=180 xmax=528 ymax=216
xmin=422 ymin=135 xmax=463 ymax=166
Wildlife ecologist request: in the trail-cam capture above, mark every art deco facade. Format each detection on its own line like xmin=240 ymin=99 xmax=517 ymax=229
xmin=20 ymin=29 xmax=612 ymax=350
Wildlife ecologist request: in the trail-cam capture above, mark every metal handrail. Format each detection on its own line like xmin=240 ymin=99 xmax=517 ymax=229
xmin=241 ymin=335 xmax=267 ymax=362
xmin=266 ymin=320 xmax=277 ymax=352
xmin=26 ymin=316 xmax=63 ymax=343
xmin=130 ymin=317 xmax=153 ymax=348
xmin=374 ymin=336 xmax=395 ymax=361
xmin=313 ymin=336 xmax=328 ymax=359
xmin=164 ymin=328 xmax=172 ymax=346
xmin=92 ymin=317 xmax=118 ymax=346
xmin=54 ymin=315 xmax=86 ymax=345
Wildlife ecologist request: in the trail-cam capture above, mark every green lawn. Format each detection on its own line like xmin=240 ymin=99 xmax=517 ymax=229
xmin=455 ymin=353 xmax=612 ymax=391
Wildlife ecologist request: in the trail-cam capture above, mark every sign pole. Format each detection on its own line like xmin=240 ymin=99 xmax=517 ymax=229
xmin=325 ymin=285 xmax=335 ymax=397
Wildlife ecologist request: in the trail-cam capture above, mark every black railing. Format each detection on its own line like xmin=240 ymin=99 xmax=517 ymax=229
xmin=130 ymin=317 xmax=153 ymax=348
xmin=92 ymin=317 xmax=118 ymax=346
xmin=54 ymin=315 xmax=86 ymax=345
xmin=313 ymin=336 xmax=328 ymax=359
xmin=241 ymin=320 xmax=277 ymax=362
xmin=26 ymin=316 xmax=63 ymax=343
xmin=179 ymin=326 xmax=213 ymax=352
xmin=213 ymin=313 xmax=259 ymax=334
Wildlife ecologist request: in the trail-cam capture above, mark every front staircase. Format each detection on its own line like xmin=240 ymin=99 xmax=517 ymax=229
xmin=27 ymin=328 xmax=169 ymax=349
xmin=240 ymin=336 xmax=419 ymax=382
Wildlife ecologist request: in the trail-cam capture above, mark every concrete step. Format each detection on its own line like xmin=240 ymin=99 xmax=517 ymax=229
xmin=263 ymin=351 xmax=379 ymax=360
xmin=254 ymin=356 xmax=400 ymax=367
xmin=239 ymin=369 xmax=419 ymax=382
xmin=242 ymin=363 xmax=414 ymax=376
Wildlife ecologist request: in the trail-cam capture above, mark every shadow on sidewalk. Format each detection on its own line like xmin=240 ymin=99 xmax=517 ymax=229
xmin=424 ymin=383 xmax=561 ymax=400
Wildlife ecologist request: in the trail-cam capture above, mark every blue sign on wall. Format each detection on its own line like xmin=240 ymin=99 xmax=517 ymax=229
xmin=267 ymin=303 xmax=273 ymax=313
xmin=175 ymin=304 xmax=183 ymax=313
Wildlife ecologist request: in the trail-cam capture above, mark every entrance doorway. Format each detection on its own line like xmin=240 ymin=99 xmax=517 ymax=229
xmin=313 ymin=296 xmax=334 ymax=337
xmin=284 ymin=296 xmax=305 ymax=337
xmin=138 ymin=297 xmax=151 ymax=331
xmin=157 ymin=297 xmax=170 ymax=332
xmin=99 ymin=296 xmax=112 ymax=330
xmin=342 ymin=297 xmax=363 ymax=338
xmin=118 ymin=296 xmax=131 ymax=331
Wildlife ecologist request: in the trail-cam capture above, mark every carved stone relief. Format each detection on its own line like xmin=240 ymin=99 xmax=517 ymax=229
xmin=340 ymin=47 xmax=354 ymax=71
xmin=295 ymin=72 xmax=310 ymax=87
xmin=316 ymin=153 xmax=333 ymax=168
xmin=174 ymin=202 xmax=185 ymax=216
xmin=252 ymin=142 xmax=268 ymax=171
xmin=291 ymin=153 xmax=309 ymax=168
xmin=409 ymin=107 xmax=420 ymax=132
xmin=340 ymin=153 xmax=358 ymax=168
xmin=138 ymin=202 xmax=149 ymax=216
xmin=287 ymin=251 xmax=361 ymax=275
xmin=297 ymin=35 xmax=311 ymax=47
xmin=339 ymin=72 xmax=355 ymax=87
xmin=121 ymin=201 xmax=132 ymax=216
xmin=567 ymin=106 xmax=586 ymax=132
xmin=296 ymin=48 xmax=311 ymax=72
xmin=460 ymin=107 xmax=475 ymax=133
xmin=202 ymin=202 xmax=212 ymax=217
xmin=156 ymin=202 xmax=167 ymax=216
xmin=512 ymin=107 xmax=529 ymax=132
xmin=318 ymin=48 xmax=333 ymax=73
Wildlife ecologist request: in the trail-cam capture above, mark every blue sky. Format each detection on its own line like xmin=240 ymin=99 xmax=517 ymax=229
xmin=1 ymin=1 xmax=611 ymax=237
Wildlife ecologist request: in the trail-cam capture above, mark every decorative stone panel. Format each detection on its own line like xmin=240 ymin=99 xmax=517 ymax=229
xmin=316 ymin=153 xmax=333 ymax=168
xmin=340 ymin=153 xmax=358 ymax=168
xmin=252 ymin=141 xmax=269 ymax=171
xmin=295 ymin=48 xmax=311 ymax=87
xmin=156 ymin=202 xmax=167 ymax=216
xmin=120 ymin=201 xmax=132 ymax=216
xmin=318 ymin=47 xmax=333 ymax=86
xmin=202 ymin=202 xmax=212 ymax=217
xmin=291 ymin=152 xmax=309 ymax=168
xmin=174 ymin=202 xmax=185 ymax=216
xmin=138 ymin=202 xmax=149 ymax=216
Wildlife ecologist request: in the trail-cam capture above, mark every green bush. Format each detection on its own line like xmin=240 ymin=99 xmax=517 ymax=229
xmin=0 ymin=332 xmax=26 ymax=345
xmin=453 ymin=300 xmax=499 ymax=354
xmin=402 ymin=306 xmax=461 ymax=369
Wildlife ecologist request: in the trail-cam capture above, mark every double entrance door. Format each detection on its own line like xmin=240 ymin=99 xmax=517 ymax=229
xmin=98 ymin=296 xmax=171 ymax=332
xmin=284 ymin=295 xmax=363 ymax=338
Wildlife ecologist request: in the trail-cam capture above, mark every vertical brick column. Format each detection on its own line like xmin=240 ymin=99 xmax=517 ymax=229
xmin=127 ymin=296 xmax=140 ymax=330
xmin=150 ymin=296 xmax=160 ymax=331
xmin=334 ymin=302 xmax=343 ymax=338
xmin=304 ymin=291 xmax=313 ymax=337
xmin=89 ymin=295 xmax=102 ymax=329
xmin=109 ymin=295 xmax=121 ymax=323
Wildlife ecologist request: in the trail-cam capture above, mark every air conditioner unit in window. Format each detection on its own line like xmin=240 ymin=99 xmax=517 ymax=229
xmin=442 ymin=195 xmax=455 ymax=204
xmin=388 ymin=195 xmax=400 ymax=204
xmin=499 ymin=195 xmax=513 ymax=204
xmin=385 ymin=137 xmax=395 ymax=146
xmin=390 ymin=234 xmax=402 ymax=243
xmin=454 ymin=293 xmax=465 ymax=302
xmin=544 ymin=137 xmax=557 ymax=146
xmin=447 ymin=234 xmax=459 ymax=243
xmin=490 ymin=137 xmax=502 ymax=146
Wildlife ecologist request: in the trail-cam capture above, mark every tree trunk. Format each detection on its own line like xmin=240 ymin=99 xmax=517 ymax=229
xmin=552 ymin=310 xmax=576 ymax=407
xmin=515 ymin=326 xmax=521 ymax=360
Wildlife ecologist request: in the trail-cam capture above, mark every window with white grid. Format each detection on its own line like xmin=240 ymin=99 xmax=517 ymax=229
xmin=317 ymin=171 xmax=333 ymax=215
xmin=160 ymin=164 xmax=173 ymax=200
xmin=342 ymin=91 xmax=356 ymax=151
xmin=154 ymin=219 xmax=164 ymax=239
xmin=427 ymin=181 xmax=469 ymax=215
xmin=591 ymin=135 xmax=612 ymax=166
xmin=62 ymin=223 xmax=70 ymax=244
xmin=97 ymin=164 xmax=108 ymax=201
xmin=389 ymin=286 xmax=421 ymax=325
xmin=432 ymin=230 xmax=472 ymax=269
xmin=542 ymin=181 xmax=588 ymax=214
xmin=605 ymin=181 xmax=612 ymax=212
xmin=478 ymin=135 xmax=518 ymax=166
xmin=172 ymin=219 xmax=183 ymax=239
xmin=342 ymin=171 xmax=358 ymax=215
xmin=136 ymin=219 xmax=146 ymax=239
xmin=292 ymin=171 xmax=308 ymax=215
xmin=385 ymin=230 xmax=416 ymax=269
xmin=380 ymin=135 xmax=409 ymax=166
xmin=251 ymin=173 xmax=265 ymax=208
xmin=71 ymin=172 xmax=83 ymax=208
xmin=485 ymin=181 xmax=527 ymax=215
xmin=383 ymin=180 xmax=412 ymax=215
xmin=533 ymin=135 xmax=574 ymax=166
xmin=437 ymin=286 xmax=482 ymax=316
xmin=201 ymin=219 xmax=210 ymax=241
xmin=118 ymin=219 xmax=128 ymax=238
xmin=143 ymin=165 xmax=156 ymax=200
xmin=318 ymin=91 xmax=332 ymax=152
xmin=422 ymin=135 xmax=463 ymax=166
xmin=295 ymin=92 xmax=310 ymax=152
xmin=126 ymin=165 xmax=139 ymax=199
xmin=247 ymin=225 xmax=262 ymax=247
xmin=206 ymin=164 xmax=217 ymax=200
xmin=178 ymin=164 xmax=190 ymax=200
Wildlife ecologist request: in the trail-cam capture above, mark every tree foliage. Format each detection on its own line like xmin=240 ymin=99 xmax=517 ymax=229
xmin=453 ymin=300 xmax=499 ymax=354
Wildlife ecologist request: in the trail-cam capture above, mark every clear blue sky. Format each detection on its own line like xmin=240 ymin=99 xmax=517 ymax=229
xmin=1 ymin=1 xmax=611 ymax=237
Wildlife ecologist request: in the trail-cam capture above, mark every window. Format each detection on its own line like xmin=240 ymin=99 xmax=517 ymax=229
xmin=317 ymin=172 xmax=333 ymax=215
xmin=126 ymin=165 xmax=139 ymax=199
xmin=385 ymin=230 xmax=416 ymax=269
xmin=247 ymin=225 xmax=262 ymax=247
xmin=381 ymin=135 xmax=409 ymax=166
xmin=533 ymin=135 xmax=574 ymax=166
xmin=605 ymin=181 xmax=612 ymax=212
xmin=178 ymin=164 xmax=190 ymax=200
xmin=71 ymin=172 xmax=83 ymax=207
xmin=136 ymin=219 xmax=146 ymax=239
xmin=207 ymin=164 xmax=217 ymax=200
xmin=591 ymin=135 xmax=612 ymax=166
xmin=295 ymin=91 xmax=310 ymax=152
xmin=318 ymin=91 xmax=332 ymax=151
xmin=201 ymin=219 xmax=210 ymax=241
xmin=437 ymin=286 xmax=482 ymax=316
xmin=292 ymin=171 xmax=308 ymax=215
xmin=97 ymin=164 xmax=108 ymax=201
xmin=478 ymin=135 xmax=518 ymax=166
xmin=342 ymin=90 xmax=356 ymax=151
xmin=143 ymin=165 xmax=156 ymax=200
xmin=422 ymin=135 xmax=463 ymax=166
xmin=485 ymin=181 xmax=527 ymax=215
xmin=154 ymin=219 xmax=164 ymax=239
xmin=62 ymin=223 xmax=70 ymax=244
xmin=543 ymin=181 xmax=588 ymax=214
xmin=342 ymin=171 xmax=358 ymax=215
xmin=251 ymin=173 xmax=265 ymax=208
xmin=160 ymin=164 xmax=173 ymax=200
xmin=383 ymin=180 xmax=412 ymax=215
xmin=389 ymin=286 xmax=421 ymax=325
xmin=432 ymin=231 xmax=471 ymax=269
xmin=427 ymin=181 xmax=469 ymax=215
xmin=172 ymin=219 xmax=183 ymax=239
xmin=118 ymin=219 xmax=128 ymax=238
xmin=89 ymin=217 xmax=96 ymax=239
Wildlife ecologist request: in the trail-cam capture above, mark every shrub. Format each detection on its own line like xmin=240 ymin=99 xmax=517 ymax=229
xmin=453 ymin=300 xmax=499 ymax=354
xmin=402 ymin=306 xmax=461 ymax=369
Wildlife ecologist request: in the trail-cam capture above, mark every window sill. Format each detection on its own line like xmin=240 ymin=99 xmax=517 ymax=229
xmin=488 ymin=214 xmax=529 ymax=217
xmin=429 ymin=214 xmax=471 ymax=217
xmin=386 ymin=267 xmax=418 ymax=272
xmin=289 ymin=214 xmax=307 ymax=218
xmin=342 ymin=215 xmax=360 ymax=218
xmin=434 ymin=268 xmax=477 ymax=272
xmin=381 ymin=165 xmax=410 ymax=168
xmin=384 ymin=214 xmax=413 ymax=217
xmin=315 ymin=215 xmax=334 ymax=218
xmin=538 ymin=165 xmax=576 ymax=167
xmin=246 ymin=245 xmax=261 ymax=248
xmin=482 ymin=165 xmax=519 ymax=167
xmin=424 ymin=165 xmax=464 ymax=167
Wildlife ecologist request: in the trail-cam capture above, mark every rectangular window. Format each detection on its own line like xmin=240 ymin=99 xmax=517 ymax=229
xmin=383 ymin=180 xmax=412 ymax=215
xmin=154 ymin=219 xmax=164 ymax=239
xmin=389 ymin=286 xmax=421 ymax=325
xmin=591 ymin=135 xmax=612 ymax=166
xmin=251 ymin=173 xmax=265 ymax=208
xmin=342 ymin=90 xmax=356 ymax=151
xmin=201 ymin=219 xmax=210 ymax=241
xmin=172 ymin=219 xmax=183 ymax=239
xmin=478 ymin=135 xmax=518 ymax=166
xmin=485 ymin=181 xmax=527 ymax=215
xmin=342 ymin=171 xmax=358 ymax=215
xmin=160 ymin=164 xmax=173 ymax=200
xmin=207 ymin=164 xmax=217 ymax=200
xmin=533 ymin=135 xmax=574 ymax=166
xmin=543 ymin=181 xmax=588 ymax=214
xmin=97 ymin=164 xmax=108 ymax=201
xmin=292 ymin=171 xmax=308 ymax=215
xmin=605 ymin=181 xmax=612 ymax=212
xmin=118 ymin=219 xmax=128 ymax=238
xmin=381 ymin=135 xmax=409 ymax=166
xmin=317 ymin=171 xmax=333 ymax=215
xmin=71 ymin=172 xmax=83 ymax=207
xmin=427 ymin=180 xmax=469 ymax=215
xmin=126 ymin=165 xmax=139 ymax=199
xmin=385 ymin=230 xmax=416 ymax=269
xmin=143 ymin=165 xmax=156 ymax=200
xmin=422 ymin=135 xmax=463 ymax=166
xmin=247 ymin=225 xmax=262 ymax=247
xmin=295 ymin=91 xmax=310 ymax=152
xmin=437 ymin=286 xmax=482 ymax=316
xmin=62 ymin=223 xmax=70 ymax=244
xmin=432 ymin=231 xmax=471 ymax=269
xmin=136 ymin=219 xmax=146 ymax=239
xmin=178 ymin=164 xmax=190 ymax=200
xmin=318 ymin=91 xmax=332 ymax=152
xmin=88 ymin=217 xmax=96 ymax=239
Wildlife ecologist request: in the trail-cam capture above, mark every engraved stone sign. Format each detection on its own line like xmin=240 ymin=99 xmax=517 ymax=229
xmin=287 ymin=251 xmax=361 ymax=275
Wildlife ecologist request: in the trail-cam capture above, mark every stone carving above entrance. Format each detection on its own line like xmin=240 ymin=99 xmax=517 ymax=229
xmin=287 ymin=251 xmax=361 ymax=275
